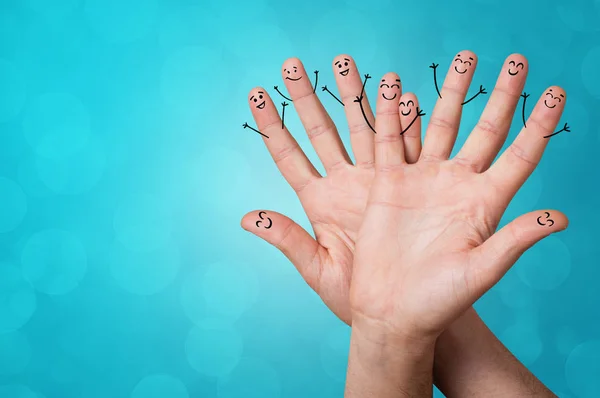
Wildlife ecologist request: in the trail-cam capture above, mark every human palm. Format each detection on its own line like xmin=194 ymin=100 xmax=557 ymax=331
xmin=350 ymin=56 xmax=568 ymax=339
xmin=241 ymin=55 xmax=421 ymax=323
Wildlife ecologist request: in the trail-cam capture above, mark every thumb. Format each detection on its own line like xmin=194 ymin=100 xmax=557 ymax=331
xmin=241 ymin=210 xmax=325 ymax=288
xmin=468 ymin=209 xmax=568 ymax=294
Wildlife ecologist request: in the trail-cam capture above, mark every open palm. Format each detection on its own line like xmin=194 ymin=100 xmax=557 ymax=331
xmin=350 ymin=57 xmax=568 ymax=338
xmin=242 ymin=55 xmax=426 ymax=323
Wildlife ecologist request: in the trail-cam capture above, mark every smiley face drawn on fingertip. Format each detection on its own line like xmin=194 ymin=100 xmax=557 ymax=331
xmin=399 ymin=99 xmax=415 ymax=116
xmin=543 ymin=88 xmax=564 ymax=109
xmin=255 ymin=211 xmax=272 ymax=229
xmin=334 ymin=57 xmax=351 ymax=76
xmin=249 ymin=91 xmax=266 ymax=110
xmin=536 ymin=211 xmax=554 ymax=227
xmin=507 ymin=60 xmax=525 ymax=76
xmin=379 ymin=78 xmax=401 ymax=100
xmin=283 ymin=65 xmax=302 ymax=81
xmin=453 ymin=53 xmax=473 ymax=74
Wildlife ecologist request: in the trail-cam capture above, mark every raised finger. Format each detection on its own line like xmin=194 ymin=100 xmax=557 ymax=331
xmin=399 ymin=92 xmax=423 ymax=164
xmin=421 ymin=50 xmax=478 ymax=161
xmin=248 ymin=86 xmax=321 ymax=192
xmin=455 ymin=54 xmax=529 ymax=172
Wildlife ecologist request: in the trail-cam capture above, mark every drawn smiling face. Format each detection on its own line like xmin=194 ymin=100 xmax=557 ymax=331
xmin=543 ymin=88 xmax=564 ymax=109
xmin=399 ymin=99 xmax=415 ymax=116
xmin=335 ymin=57 xmax=351 ymax=76
xmin=249 ymin=91 xmax=266 ymax=109
xmin=507 ymin=60 xmax=524 ymax=76
xmin=283 ymin=66 xmax=302 ymax=81
xmin=380 ymin=78 xmax=401 ymax=100
xmin=453 ymin=53 xmax=473 ymax=74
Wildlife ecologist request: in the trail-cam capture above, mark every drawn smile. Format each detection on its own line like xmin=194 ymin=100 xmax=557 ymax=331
xmin=544 ymin=100 xmax=556 ymax=109
xmin=382 ymin=93 xmax=397 ymax=100
xmin=257 ymin=101 xmax=266 ymax=109
xmin=401 ymin=109 xmax=411 ymax=116
xmin=508 ymin=69 xmax=519 ymax=76
xmin=286 ymin=76 xmax=302 ymax=81
xmin=454 ymin=66 xmax=467 ymax=74
xmin=340 ymin=69 xmax=349 ymax=76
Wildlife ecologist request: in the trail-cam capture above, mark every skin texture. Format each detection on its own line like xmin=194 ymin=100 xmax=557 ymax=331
xmin=241 ymin=52 xmax=562 ymax=397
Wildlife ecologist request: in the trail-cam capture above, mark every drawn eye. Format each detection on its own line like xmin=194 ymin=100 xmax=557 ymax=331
xmin=380 ymin=84 xmax=390 ymax=88
xmin=344 ymin=62 xmax=348 ymax=66
xmin=545 ymin=92 xmax=553 ymax=97
xmin=464 ymin=61 xmax=472 ymax=66
xmin=259 ymin=94 xmax=263 ymax=99
xmin=399 ymin=102 xmax=405 ymax=106
xmin=407 ymin=100 xmax=414 ymax=106
xmin=454 ymin=58 xmax=462 ymax=63
xmin=391 ymin=84 xmax=400 ymax=89
xmin=556 ymin=97 xmax=561 ymax=102
xmin=516 ymin=62 xmax=524 ymax=69
xmin=337 ymin=64 xmax=342 ymax=68
xmin=253 ymin=98 xmax=257 ymax=102
xmin=509 ymin=60 xmax=515 ymax=66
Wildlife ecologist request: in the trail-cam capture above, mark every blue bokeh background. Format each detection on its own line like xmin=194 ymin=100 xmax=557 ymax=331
xmin=0 ymin=0 xmax=599 ymax=397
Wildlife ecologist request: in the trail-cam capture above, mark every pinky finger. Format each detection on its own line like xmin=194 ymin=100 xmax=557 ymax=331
xmin=241 ymin=210 xmax=326 ymax=289
xmin=399 ymin=93 xmax=423 ymax=164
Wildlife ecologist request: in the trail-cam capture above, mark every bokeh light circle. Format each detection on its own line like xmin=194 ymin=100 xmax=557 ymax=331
xmin=0 ymin=331 xmax=31 ymax=375
xmin=185 ymin=322 xmax=244 ymax=377
xmin=109 ymin=240 xmax=180 ymax=295
xmin=516 ymin=236 xmax=571 ymax=290
xmin=0 ymin=177 xmax=27 ymax=233
xmin=113 ymin=193 xmax=172 ymax=252
xmin=0 ymin=59 xmax=26 ymax=123
xmin=22 ymin=93 xmax=91 ymax=160
xmin=565 ymin=340 xmax=600 ymax=398
xmin=217 ymin=357 xmax=281 ymax=398
xmin=0 ymin=263 xmax=36 ymax=332
xmin=199 ymin=261 xmax=258 ymax=322
xmin=34 ymin=135 xmax=106 ymax=195
xmin=21 ymin=229 xmax=87 ymax=295
xmin=131 ymin=374 xmax=188 ymax=398
xmin=500 ymin=322 xmax=543 ymax=366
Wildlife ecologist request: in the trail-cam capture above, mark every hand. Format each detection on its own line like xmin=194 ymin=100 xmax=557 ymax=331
xmin=430 ymin=62 xmax=439 ymax=69
xmin=416 ymin=107 xmax=426 ymax=117
xmin=521 ymin=91 xmax=530 ymax=99
xmin=242 ymin=122 xmax=248 ymax=128
xmin=349 ymin=67 xmax=569 ymax=342
xmin=479 ymin=84 xmax=488 ymax=95
xmin=563 ymin=122 xmax=570 ymax=132
xmin=241 ymin=56 xmax=423 ymax=323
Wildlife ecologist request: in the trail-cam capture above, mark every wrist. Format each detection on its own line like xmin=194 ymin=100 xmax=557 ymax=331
xmin=346 ymin=317 xmax=436 ymax=398
xmin=351 ymin=310 xmax=439 ymax=352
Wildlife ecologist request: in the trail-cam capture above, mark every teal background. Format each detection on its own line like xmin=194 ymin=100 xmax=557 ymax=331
xmin=0 ymin=0 xmax=599 ymax=397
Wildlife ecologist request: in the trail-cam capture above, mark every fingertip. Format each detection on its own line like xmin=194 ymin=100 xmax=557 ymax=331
xmin=399 ymin=92 xmax=418 ymax=104
xmin=457 ymin=49 xmax=477 ymax=63
xmin=333 ymin=53 xmax=353 ymax=65
xmin=282 ymin=57 xmax=302 ymax=72
xmin=249 ymin=86 xmax=267 ymax=100
xmin=240 ymin=211 xmax=257 ymax=231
